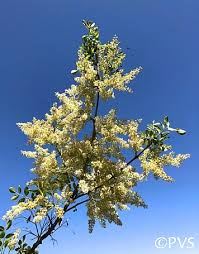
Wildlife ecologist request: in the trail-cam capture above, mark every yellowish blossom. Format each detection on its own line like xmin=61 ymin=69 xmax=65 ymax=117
xmin=7 ymin=229 xmax=21 ymax=250
xmin=3 ymin=21 xmax=189 ymax=239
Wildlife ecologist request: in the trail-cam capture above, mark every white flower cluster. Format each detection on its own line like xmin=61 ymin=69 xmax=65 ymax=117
xmin=5 ymin=21 xmax=189 ymax=237
xmin=79 ymin=180 xmax=90 ymax=194
xmin=7 ymin=229 xmax=21 ymax=250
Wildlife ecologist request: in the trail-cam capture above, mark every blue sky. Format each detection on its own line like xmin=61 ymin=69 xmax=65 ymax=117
xmin=0 ymin=0 xmax=198 ymax=253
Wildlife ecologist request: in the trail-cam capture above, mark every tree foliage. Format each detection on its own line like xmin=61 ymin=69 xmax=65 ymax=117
xmin=0 ymin=20 xmax=189 ymax=253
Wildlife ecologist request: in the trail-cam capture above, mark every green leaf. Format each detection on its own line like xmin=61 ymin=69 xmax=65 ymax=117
xmin=11 ymin=194 xmax=19 ymax=201
xmin=4 ymin=239 xmax=9 ymax=247
xmin=6 ymin=233 xmax=14 ymax=239
xmin=71 ymin=69 xmax=78 ymax=74
xmin=0 ymin=226 xmax=4 ymax=231
xmin=9 ymin=187 xmax=16 ymax=193
xmin=23 ymin=243 xmax=28 ymax=248
xmin=163 ymin=116 xmax=170 ymax=128
xmin=176 ymin=128 xmax=186 ymax=135
xmin=0 ymin=231 xmax=5 ymax=238
xmin=18 ymin=185 xmax=22 ymax=193
xmin=168 ymin=127 xmax=176 ymax=132
xmin=24 ymin=187 xmax=29 ymax=196
xmin=153 ymin=122 xmax=161 ymax=126
xmin=164 ymin=116 xmax=169 ymax=123
xmin=18 ymin=198 xmax=25 ymax=204
xmin=6 ymin=220 xmax=12 ymax=230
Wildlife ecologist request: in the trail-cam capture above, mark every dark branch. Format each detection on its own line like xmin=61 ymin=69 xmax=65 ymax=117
xmin=65 ymin=198 xmax=89 ymax=213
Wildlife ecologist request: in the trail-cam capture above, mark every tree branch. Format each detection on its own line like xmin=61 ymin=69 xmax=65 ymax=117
xmin=65 ymin=198 xmax=90 ymax=213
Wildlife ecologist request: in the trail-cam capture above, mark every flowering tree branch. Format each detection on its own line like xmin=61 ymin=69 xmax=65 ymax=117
xmin=0 ymin=20 xmax=189 ymax=254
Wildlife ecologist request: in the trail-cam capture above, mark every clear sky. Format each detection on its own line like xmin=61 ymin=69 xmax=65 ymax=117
xmin=0 ymin=0 xmax=198 ymax=253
